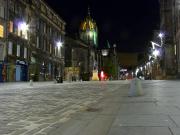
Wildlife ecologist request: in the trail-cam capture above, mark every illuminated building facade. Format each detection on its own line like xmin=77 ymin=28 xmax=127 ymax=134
xmin=79 ymin=8 xmax=99 ymax=80
xmin=0 ymin=0 xmax=7 ymax=82
xmin=80 ymin=10 xmax=98 ymax=47
xmin=174 ymin=0 xmax=180 ymax=77
xmin=0 ymin=0 xmax=66 ymax=82
xmin=159 ymin=0 xmax=177 ymax=79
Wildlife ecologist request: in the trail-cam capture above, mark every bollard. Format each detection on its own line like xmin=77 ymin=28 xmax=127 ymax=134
xmin=29 ymin=79 xmax=33 ymax=86
xmin=136 ymin=78 xmax=143 ymax=96
xmin=128 ymin=77 xmax=143 ymax=97
xmin=54 ymin=79 xmax=57 ymax=84
xmin=128 ymin=78 xmax=136 ymax=96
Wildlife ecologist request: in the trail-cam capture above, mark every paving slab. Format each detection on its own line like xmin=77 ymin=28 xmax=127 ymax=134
xmin=170 ymin=127 xmax=180 ymax=135
xmin=78 ymin=116 xmax=115 ymax=135
xmin=118 ymin=103 xmax=180 ymax=116
xmin=108 ymin=127 xmax=172 ymax=135
xmin=169 ymin=115 xmax=180 ymax=127
xmin=111 ymin=114 xmax=176 ymax=127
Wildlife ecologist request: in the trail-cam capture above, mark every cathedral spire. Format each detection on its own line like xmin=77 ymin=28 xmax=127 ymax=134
xmin=88 ymin=6 xmax=91 ymax=17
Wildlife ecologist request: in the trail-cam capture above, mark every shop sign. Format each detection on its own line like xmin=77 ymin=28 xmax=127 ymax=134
xmin=0 ymin=25 xmax=4 ymax=38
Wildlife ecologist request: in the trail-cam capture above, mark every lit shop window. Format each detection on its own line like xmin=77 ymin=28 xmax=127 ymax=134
xmin=9 ymin=21 xmax=13 ymax=33
xmin=0 ymin=24 xmax=4 ymax=38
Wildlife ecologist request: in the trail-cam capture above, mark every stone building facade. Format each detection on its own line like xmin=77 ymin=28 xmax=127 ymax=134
xmin=0 ymin=0 xmax=66 ymax=82
xmin=174 ymin=0 xmax=180 ymax=77
xmin=159 ymin=0 xmax=177 ymax=78
xmin=0 ymin=0 xmax=7 ymax=82
xmin=64 ymin=36 xmax=89 ymax=81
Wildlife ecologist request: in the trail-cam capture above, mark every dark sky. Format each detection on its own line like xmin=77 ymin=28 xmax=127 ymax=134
xmin=45 ymin=0 xmax=160 ymax=52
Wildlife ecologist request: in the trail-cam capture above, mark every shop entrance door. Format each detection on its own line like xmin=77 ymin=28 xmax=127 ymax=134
xmin=16 ymin=65 xmax=21 ymax=81
xmin=21 ymin=65 xmax=27 ymax=81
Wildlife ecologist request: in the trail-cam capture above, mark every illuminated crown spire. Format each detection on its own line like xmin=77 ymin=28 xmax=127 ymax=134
xmin=88 ymin=6 xmax=91 ymax=17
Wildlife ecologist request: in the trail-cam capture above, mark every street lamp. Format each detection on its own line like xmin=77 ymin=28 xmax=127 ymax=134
xmin=56 ymin=41 xmax=63 ymax=48
xmin=152 ymin=49 xmax=160 ymax=58
xmin=151 ymin=41 xmax=162 ymax=49
xmin=18 ymin=22 xmax=29 ymax=31
xmin=18 ymin=21 xmax=29 ymax=39
xmin=55 ymin=40 xmax=63 ymax=82
xmin=158 ymin=32 xmax=164 ymax=46
xmin=158 ymin=33 xmax=164 ymax=38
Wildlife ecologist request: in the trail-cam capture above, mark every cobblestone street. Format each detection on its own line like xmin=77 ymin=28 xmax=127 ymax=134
xmin=1 ymin=80 xmax=180 ymax=135
xmin=0 ymin=81 xmax=128 ymax=135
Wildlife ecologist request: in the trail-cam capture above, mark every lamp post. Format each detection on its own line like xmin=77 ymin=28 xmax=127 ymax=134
xmin=56 ymin=40 xmax=63 ymax=82
xmin=158 ymin=33 xmax=164 ymax=47
xmin=150 ymin=41 xmax=162 ymax=79
xmin=150 ymin=32 xmax=165 ymax=79
xmin=113 ymin=44 xmax=118 ymax=80
xmin=158 ymin=32 xmax=166 ymax=78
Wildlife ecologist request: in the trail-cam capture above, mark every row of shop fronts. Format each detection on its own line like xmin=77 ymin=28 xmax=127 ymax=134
xmin=0 ymin=59 xmax=63 ymax=82
xmin=0 ymin=60 xmax=27 ymax=82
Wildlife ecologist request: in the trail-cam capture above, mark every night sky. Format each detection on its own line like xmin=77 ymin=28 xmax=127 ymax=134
xmin=45 ymin=0 xmax=160 ymax=52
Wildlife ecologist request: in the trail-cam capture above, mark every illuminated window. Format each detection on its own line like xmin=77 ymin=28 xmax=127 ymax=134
xmin=55 ymin=47 xmax=58 ymax=56
xmin=36 ymin=36 xmax=39 ymax=48
xmin=0 ymin=24 xmax=4 ymax=38
xmin=8 ymin=42 xmax=13 ymax=55
xmin=0 ymin=5 xmax=5 ymax=18
xmin=17 ymin=45 xmax=20 ymax=57
xmin=9 ymin=21 xmax=13 ymax=33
